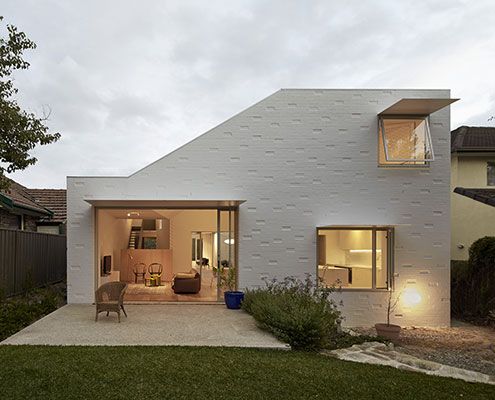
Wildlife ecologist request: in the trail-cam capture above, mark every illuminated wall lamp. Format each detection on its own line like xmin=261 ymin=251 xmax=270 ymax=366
xmin=402 ymin=287 xmax=422 ymax=307
xmin=224 ymin=238 xmax=235 ymax=245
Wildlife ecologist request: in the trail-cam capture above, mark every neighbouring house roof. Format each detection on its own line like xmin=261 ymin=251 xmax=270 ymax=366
xmin=27 ymin=189 xmax=67 ymax=223
xmin=453 ymin=187 xmax=495 ymax=207
xmin=0 ymin=179 xmax=67 ymax=221
xmin=451 ymin=126 xmax=495 ymax=153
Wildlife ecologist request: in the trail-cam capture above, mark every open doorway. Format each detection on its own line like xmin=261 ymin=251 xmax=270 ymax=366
xmin=96 ymin=208 xmax=237 ymax=302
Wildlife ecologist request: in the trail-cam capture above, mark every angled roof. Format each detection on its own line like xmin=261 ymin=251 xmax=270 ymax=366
xmin=0 ymin=179 xmax=67 ymax=221
xmin=453 ymin=187 xmax=495 ymax=207
xmin=27 ymin=189 xmax=67 ymax=222
xmin=451 ymin=126 xmax=495 ymax=153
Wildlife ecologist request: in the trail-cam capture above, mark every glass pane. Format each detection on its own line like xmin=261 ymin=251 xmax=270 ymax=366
xmin=376 ymin=230 xmax=388 ymax=289
xmin=142 ymin=237 xmax=157 ymax=249
xmin=379 ymin=118 xmax=432 ymax=165
xmin=218 ymin=210 xmax=236 ymax=299
xmin=318 ymin=229 xmax=372 ymax=289
xmin=488 ymin=162 xmax=495 ymax=186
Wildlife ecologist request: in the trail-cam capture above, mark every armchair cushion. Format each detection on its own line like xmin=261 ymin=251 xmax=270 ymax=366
xmin=175 ymin=272 xmax=196 ymax=279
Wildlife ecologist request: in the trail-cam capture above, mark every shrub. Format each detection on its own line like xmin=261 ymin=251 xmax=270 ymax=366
xmin=451 ymin=237 xmax=495 ymax=322
xmin=242 ymin=275 xmax=342 ymax=350
xmin=0 ymin=287 xmax=61 ymax=341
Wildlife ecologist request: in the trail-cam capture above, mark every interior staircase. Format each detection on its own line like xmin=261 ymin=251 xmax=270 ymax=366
xmin=128 ymin=226 xmax=142 ymax=249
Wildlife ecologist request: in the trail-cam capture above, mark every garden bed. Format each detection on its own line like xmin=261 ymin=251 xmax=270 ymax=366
xmin=354 ymin=320 xmax=495 ymax=376
xmin=0 ymin=282 xmax=66 ymax=342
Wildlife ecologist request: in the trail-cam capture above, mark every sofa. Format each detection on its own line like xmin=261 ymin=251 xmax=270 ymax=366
xmin=172 ymin=268 xmax=201 ymax=294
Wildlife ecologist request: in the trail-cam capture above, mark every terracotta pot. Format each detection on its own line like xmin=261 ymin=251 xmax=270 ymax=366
xmin=375 ymin=323 xmax=401 ymax=341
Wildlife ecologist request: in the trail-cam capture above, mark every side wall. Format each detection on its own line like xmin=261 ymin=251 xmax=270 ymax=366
xmin=451 ymin=154 xmax=495 ymax=260
xmin=67 ymin=89 xmax=451 ymax=326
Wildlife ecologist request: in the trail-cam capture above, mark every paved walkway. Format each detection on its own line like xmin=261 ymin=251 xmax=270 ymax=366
xmin=1 ymin=304 xmax=287 ymax=348
xmin=326 ymin=342 xmax=494 ymax=385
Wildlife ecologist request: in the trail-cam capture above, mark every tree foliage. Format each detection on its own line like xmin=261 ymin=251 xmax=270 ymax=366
xmin=451 ymin=237 xmax=495 ymax=322
xmin=0 ymin=16 xmax=60 ymax=189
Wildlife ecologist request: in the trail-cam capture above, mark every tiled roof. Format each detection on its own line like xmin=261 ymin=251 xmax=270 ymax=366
xmin=451 ymin=126 xmax=495 ymax=153
xmin=27 ymin=189 xmax=67 ymax=222
xmin=0 ymin=180 xmax=52 ymax=215
xmin=453 ymin=187 xmax=495 ymax=207
xmin=1 ymin=179 xmax=67 ymax=222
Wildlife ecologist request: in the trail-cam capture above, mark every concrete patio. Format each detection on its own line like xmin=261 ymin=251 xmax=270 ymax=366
xmin=1 ymin=304 xmax=288 ymax=348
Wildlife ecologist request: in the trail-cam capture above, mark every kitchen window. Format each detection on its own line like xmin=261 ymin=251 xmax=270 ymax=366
xmin=317 ymin=227 xmax=394 ymax=290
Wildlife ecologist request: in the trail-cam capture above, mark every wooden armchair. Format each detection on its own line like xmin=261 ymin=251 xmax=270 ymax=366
xmin=148 ymin=263 xmax=163 ymax=286
xmin=95 ymin=281 xmax=128 ymax=322
xmin=133 ymin=262 xmax=147 ymax=284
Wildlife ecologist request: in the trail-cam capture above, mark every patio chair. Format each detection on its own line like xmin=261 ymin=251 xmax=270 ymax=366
xmin=95 ymin=281 xmax=128 ymax=323
xmin=148 ymin=263 xmax=163 ymax=286
xmin=133 ymin=262 xmax=147 ymax=284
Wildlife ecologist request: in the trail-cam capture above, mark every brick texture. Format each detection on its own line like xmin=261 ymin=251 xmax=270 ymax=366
xmin=67 ymin=89 xmax=451 ymax=326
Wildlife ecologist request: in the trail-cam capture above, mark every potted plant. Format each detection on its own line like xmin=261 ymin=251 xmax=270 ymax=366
xmin=220 ymin=261 xmax=244 ymax=309
xmin=375 ymin=289 xmax=401 ymax=341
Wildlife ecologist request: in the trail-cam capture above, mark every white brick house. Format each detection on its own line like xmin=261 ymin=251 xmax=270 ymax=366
xmin=67 ymin=89 xmax=456 ymax=327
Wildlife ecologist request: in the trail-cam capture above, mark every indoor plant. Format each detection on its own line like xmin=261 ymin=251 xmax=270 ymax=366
xmin=220 ymin=261 xmax=244 ymax=309
xmin=375 ymin=289 xmax=401 ymax=341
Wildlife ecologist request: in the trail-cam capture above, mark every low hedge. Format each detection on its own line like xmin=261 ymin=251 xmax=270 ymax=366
xmin=0 ymin=288 xmax=61 ymax=341
xmin=242 ymin=275 xmax=342 ymax=350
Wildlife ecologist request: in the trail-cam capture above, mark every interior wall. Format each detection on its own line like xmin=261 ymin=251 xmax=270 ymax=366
xmin=156 ymin=218 xmax=170 ymax=249
xmin=169 ymin=210 xmax=230 ymax=274
xmin=97 ymin=210 xmax=132 ymax=281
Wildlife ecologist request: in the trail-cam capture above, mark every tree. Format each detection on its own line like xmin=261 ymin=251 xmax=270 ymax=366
xmin=0 ymin=16 xmax=60 ymax=189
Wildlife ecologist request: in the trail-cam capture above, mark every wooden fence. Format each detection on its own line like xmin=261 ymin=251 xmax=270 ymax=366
xmin=0 ymin=228 xmax=66 ymax=297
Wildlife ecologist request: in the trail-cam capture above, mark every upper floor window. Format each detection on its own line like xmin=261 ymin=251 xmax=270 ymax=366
xmin=488 ymin=162 xmax=495 ymax=186
xmin=378 ymin=116 xmax=434 ymax=166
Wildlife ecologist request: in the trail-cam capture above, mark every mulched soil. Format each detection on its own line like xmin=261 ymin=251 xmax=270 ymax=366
xmin=354 ymin=320 xmax=495 ymax=376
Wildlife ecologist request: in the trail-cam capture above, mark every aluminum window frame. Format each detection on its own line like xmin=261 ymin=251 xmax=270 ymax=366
xmin=379 ymin=115 xmax=435 ymax=165
xmin=316 ymin=226 xmax=395 ymax=291
xmin=487 ymin=162 xmax=495 ymax=186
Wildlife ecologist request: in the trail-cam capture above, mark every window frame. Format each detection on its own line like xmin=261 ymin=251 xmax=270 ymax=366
xmin=487 ymin=162 xmax=495 ymax=186
xmin=316 ymin=226 xmax=395 ymax=291
xmin=378 ymin=115 xmax=434 ymax=166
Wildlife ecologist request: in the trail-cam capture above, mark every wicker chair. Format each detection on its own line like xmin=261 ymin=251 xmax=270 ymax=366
xmin=133 ymin=262 xmax=147 ymax=284
xmin=95 ymin=282 xmax=128 ymax=322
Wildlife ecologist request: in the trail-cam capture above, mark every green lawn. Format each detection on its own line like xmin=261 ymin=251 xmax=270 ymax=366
xmin=0 ymin=346 xmax=493 ymax=400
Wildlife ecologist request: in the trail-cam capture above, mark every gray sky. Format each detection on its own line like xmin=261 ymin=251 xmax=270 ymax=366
xmin=3 ymin=0 xmax=495 ymax=188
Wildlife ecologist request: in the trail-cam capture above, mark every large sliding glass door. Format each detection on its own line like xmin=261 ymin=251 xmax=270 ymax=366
xmin=216 ymin=208 xmax=237 ymax=301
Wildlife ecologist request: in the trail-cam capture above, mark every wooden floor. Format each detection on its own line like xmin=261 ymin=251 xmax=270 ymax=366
xmin=124 ymin=281 xmax=220 ymax=302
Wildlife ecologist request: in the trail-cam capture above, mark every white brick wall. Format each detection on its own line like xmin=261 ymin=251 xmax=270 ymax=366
xmin=67 ymin=89 xmax=451 ymax=326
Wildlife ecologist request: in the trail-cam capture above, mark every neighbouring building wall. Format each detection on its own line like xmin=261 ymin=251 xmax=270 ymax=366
xmin=0 ymin=209 xmax=38 ymax=232
xmin=0 ymin=208 xmax=20 ymax=230
xmin=67 ymin=89 xmax=451 ymax=327
xmin=37 ymin=225 xmax=62 ymax=235
xmin=451 ymin=154 xmax=495 ymax=259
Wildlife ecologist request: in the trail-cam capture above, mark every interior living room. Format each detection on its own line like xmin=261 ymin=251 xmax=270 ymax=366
xmin=96 ymin=208 xmax=237 ymax=302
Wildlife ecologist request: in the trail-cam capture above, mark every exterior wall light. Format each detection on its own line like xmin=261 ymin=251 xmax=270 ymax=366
xmin=402 ymin=287 xmax=422 ymax=307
